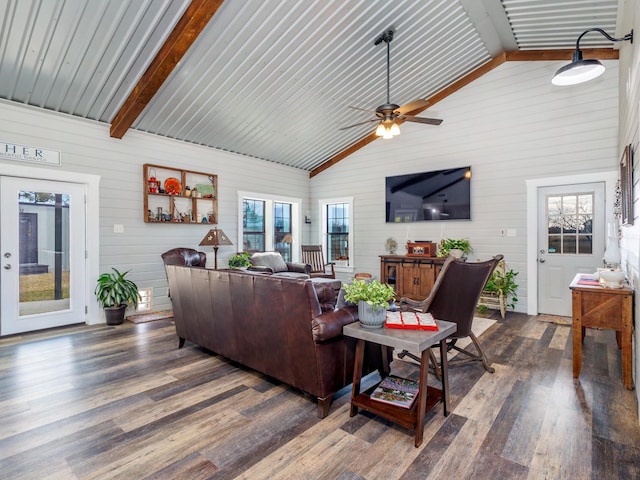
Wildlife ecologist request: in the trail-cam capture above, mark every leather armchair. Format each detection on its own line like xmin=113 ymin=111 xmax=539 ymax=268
xmin=161 ymin=248 xmax=207 ymax=268
xmin=248 ymin=251 xmax=311 ymax=278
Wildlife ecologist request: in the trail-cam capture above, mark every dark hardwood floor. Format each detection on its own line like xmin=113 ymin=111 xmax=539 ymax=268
xmin=0 ymin=312 xmax=638 ymax=479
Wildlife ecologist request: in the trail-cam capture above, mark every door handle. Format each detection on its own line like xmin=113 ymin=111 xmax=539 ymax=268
xmin=4 ymin=264 xmax=11 ymax=269
xmin=3 ymin=252 xmax=11 ymax=258
xmin=539 ymin=258 xmax=545 ymax=263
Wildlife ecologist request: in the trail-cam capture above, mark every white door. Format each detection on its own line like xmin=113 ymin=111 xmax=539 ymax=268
xmin=1 ymin=177 xmax=86 ymax=335
xmin=537 ymin=183 xmax=605 ymax=316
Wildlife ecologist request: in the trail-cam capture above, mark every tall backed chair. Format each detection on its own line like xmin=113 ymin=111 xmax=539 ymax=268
xmin=301 ymin=245 xmax=335 ymax=279
xmin=398 ymin=254 xmax=503 ymax=376
xmin=161 ymin=248 xmax=207 ymax=268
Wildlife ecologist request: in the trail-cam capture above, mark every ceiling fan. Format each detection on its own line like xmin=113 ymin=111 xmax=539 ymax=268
xmin=340 ymin=29 xmax=443 ymax=138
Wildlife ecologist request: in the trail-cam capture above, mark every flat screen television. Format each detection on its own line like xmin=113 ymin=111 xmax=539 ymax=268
xmin=385 ymin=166 xmax=471 ymax=222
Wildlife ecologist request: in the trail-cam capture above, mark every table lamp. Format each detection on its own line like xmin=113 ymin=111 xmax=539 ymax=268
xmin=199 ymin=227 xmax=233 ymax=269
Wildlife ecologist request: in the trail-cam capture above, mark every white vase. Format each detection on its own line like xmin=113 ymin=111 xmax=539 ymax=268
xmin=358 ymin=300 xmax=386 ymax=329
xmin=449 ymin=248 xmax=464 ymax=259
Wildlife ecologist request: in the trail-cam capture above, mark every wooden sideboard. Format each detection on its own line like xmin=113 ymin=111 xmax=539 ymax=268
xmin=380 ymin=255 xmax=446 ymax=301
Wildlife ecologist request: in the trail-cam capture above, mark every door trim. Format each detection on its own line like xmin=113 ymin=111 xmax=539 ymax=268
xmin=526 ymin=171 xmax=617 ymax=315
xmin=0 ymin=163 xmax=100 ymax=326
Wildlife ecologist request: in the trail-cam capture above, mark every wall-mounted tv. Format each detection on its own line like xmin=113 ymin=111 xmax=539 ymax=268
xmin=385 ymin=166 xmax=471 ymax=222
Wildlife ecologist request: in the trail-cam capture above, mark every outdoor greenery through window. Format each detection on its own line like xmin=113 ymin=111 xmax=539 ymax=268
xmin=242 ymin=196 xmax=297 ymax=262
xmin=546 ymin=193 xmax=593 ymax=254
xmin=325 ymin=201 xmax=350 ymax=265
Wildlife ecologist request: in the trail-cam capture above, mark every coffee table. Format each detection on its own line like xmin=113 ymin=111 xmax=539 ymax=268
xmin=343 ymin=320 xmax=456 ymax=447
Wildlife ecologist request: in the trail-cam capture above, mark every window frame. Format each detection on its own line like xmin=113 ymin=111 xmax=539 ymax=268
xmin=319 ymin=196 xmax=354 ymax=274
xmin=238 ymin=191 xmax=301 ymax=262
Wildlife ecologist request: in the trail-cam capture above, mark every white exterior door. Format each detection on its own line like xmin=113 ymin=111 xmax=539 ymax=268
xmin=537 ymin=183 xmax=605 ymax=316
xmin=1 ymin=176 xmax=86 ymax=335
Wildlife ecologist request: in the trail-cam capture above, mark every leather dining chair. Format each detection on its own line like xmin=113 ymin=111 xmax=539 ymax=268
xmin=398 ymin=254 xmax=503 ymax=377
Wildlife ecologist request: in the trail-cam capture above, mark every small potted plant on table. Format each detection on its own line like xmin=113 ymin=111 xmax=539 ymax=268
xmin=343 ymin=279 xmax=395 ymax=329
xmin=437 ymin=238 xmax=472 ymax=259
xmin=95 ymin=268 xmax=141 ymax=325
xmin=228 ymin=252 xmax=252 ymax=269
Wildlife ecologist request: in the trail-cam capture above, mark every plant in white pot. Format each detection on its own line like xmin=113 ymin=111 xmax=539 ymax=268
xmin=95 ymin=268 xmax=141 ymax=325
xmin=437 ymin=238 xmax=472 ymax=259
xmin=343 ymin=279 xmax=395 ymax=329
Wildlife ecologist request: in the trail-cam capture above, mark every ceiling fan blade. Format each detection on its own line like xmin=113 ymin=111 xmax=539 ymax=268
xmin=339 ymin=118 xmax=380 ymax=130
xmin=348 ymin=105 xmax=381 ymax=115
xmin=401 ymin=115 xmax=443 ymax=126
xmin=396 ymin=98 xmax=429 ymax=115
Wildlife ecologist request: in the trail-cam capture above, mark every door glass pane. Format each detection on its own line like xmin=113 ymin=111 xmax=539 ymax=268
xmin=546 ymin=193 xmax=594 ymax=256
xmin=19 ymin=191 xmax=70 ymax=316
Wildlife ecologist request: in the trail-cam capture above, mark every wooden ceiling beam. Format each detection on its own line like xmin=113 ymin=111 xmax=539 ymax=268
xmin=310 ymin=48 xmax=619 ymax=178
xmin=110 ymin=0 xmax=224 ymax=139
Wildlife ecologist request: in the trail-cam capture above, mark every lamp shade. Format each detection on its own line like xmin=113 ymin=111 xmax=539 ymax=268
xmin=552 ymin=59 xmax=605 ymax=86
xmin=199 ymin=227 xmax=233 ymax=247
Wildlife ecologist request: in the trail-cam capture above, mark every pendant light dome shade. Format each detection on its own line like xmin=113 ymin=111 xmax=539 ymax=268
xmin=551 ymin=28 xmax=632 ymax=86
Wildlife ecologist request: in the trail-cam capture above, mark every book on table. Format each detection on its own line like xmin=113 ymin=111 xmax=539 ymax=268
xmin=384 ymin=311 xmax=438 ymax=331
xmin=370 ymin=375 xmax=420 ymax=408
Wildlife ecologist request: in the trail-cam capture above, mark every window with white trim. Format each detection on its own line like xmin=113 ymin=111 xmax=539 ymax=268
xmin=320 ymin=197 xmax=354 ymax=271
xmin=239 ymin=192 xmax=301 ymax=262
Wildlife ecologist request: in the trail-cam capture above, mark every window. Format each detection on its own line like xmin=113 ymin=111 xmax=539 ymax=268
xmin=546 ymin=193 xmax=593 ymax=254
xmin=320 ymin=197 xmax=353 ymax=271
xmin=239 ymin=192 xmax=301 ymax=261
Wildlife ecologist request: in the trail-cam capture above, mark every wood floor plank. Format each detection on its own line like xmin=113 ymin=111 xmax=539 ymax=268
xmin=0 ymin=313 xmax=638 ymax=479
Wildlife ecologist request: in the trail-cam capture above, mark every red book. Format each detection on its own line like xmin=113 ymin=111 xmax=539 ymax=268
xmin=384 ymin=311 xmax=439 ymax=331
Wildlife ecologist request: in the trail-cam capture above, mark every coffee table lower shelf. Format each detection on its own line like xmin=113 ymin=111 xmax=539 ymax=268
xmin=351 ymin=383 xmax=443 ymax=431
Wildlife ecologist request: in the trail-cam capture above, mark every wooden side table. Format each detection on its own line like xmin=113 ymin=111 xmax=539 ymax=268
xmin=569 ymin=273 xmax=634 ymax=390
xmin=343 ymin=320 xmax=456 ymax=447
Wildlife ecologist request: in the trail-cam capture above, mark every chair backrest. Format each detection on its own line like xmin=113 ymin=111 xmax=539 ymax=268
xmin=301 ymin=245 xmax=327 ymax=274
xmin=426 ymin=255 xmax=503 ymax=337
xmin=161 ymin=248 xmax=207 ymax=267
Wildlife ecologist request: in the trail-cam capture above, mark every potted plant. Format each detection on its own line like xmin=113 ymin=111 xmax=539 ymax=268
xmin=437 ymin=238 xmax=472 ymax=258
xmin=95 ymin=268 xmax=140 ymax=325
xmin=343 ymin=279 xmax=395 ymax=329
xmin=483 ymin=266 xmax=519 ymax=317
xmin=228 ymin=252 xmax=252 ymax=269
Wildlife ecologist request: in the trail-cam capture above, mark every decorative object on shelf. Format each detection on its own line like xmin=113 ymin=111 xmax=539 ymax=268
xmin=343 ymin=279 xmax=395 ymax=329
xmin=192 ymin=187 xmax=200 ymax=198
xmin=385 ymin=237 xmax=398 ymax=254
xmin=196 ymin=182 xmax=215 ymax=198
xmin=184 ymin=185 xmax=191 ymax=197
xmin=228 ymin=252 xmax=251 ymax=269
xmin=199 ymin=227 xmax=233 ymax=269
xmin=552 ymin=28 xmax=633 ymax=86
xmin=147 ymin=168 xmax=159 ymax=193
xmin=407 ymin=241 xmax=436 ymax=257
xmin=437 ymin=238 xmax=472 ymax=258
xmin=95 ymin=268 xmax=140 ymax=325
xmin=164 ymin=177 xmax=182 ymax=195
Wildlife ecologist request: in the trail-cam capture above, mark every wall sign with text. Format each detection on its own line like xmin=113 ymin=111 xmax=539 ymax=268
xmin=0 ymin=141 xmax=61 ymax=166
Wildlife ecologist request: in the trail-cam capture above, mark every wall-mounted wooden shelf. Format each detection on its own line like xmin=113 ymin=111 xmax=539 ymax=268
xmin=143 ymin=163 xmax=217 ymax=225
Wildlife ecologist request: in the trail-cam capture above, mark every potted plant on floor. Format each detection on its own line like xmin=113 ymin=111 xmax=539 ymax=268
xmin=95 ymin=268 xmax=141 ymax=325
xmin=437 ymin=238 xmax=472 ymax=258
xmin=343 ymin=279 xmax=395 ymax=329
xmin=483 ymin=265 xmax=519 ymax=318
xmin=228 ymin=252 xmax=252 ymax=269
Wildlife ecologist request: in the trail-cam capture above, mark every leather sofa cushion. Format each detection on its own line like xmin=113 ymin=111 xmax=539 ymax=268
xmin=250 ymin=252 xmax=288 ymax=272
xmin=312 ymin=280 xmax=338 ymax=312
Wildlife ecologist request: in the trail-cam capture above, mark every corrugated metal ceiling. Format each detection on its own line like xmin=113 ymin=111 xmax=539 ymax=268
xmin=0 ymin=0 xmax=622 ymax=172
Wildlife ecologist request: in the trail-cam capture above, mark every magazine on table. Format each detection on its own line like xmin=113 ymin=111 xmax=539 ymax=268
xmin=370 ymin=375 xmax=419 ymax=408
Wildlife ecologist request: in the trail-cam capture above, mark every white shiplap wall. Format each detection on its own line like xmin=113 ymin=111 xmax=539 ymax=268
xmin=0 ymin=100 xmax=310 ymax=313
xmin=311 ymin=59 xmax=620 ymax=313
xmin=616 ymin=0 xmax=640 ymax=419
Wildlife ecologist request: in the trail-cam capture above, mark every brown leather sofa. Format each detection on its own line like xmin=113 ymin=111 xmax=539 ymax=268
xmin=166 ymin=265 xmax=389 ymax=418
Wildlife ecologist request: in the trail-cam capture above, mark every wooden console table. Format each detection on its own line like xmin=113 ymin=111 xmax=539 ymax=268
xmin=344 ymin=320 xmax=456 ymax=447
xmin=569 ymin=274 xmax=634 ymax=390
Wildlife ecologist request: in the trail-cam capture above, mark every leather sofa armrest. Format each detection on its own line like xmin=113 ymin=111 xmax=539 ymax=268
xmin=287 ymin=262 xmax=312 ymax=274
xmin=311 ymin=306 xmax=358 ymax=342
xmin=248 ymin=265 xmax=274 ymax=274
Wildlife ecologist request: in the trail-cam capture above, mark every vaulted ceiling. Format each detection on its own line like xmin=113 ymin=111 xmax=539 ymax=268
xmin=0 ymin=0 xmax=622 ymax=176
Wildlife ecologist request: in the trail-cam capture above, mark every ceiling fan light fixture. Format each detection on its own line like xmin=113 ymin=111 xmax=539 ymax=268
xmin=375 ymin=123 xmax=386 ymax=136
xmin=552 ymin=28 xmax=633 ymax=86
xmin=382 ymin=128 xmax=394 ymax=140
xmin=390 ymin=122 xmax=400 ymax=136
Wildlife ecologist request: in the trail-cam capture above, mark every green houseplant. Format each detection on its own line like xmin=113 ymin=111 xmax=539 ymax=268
xmin=343 ymin=279 xmax=395 ymax=328
xmin=95 ymin=268 xmax=140 ymax=325
xmin=437 ymin=238 xmax=472 ymax=258
xmin=228 ymin=252 xmax=251 ymax=269
xmin=483 ymin=266 xmax=519 ymax=316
